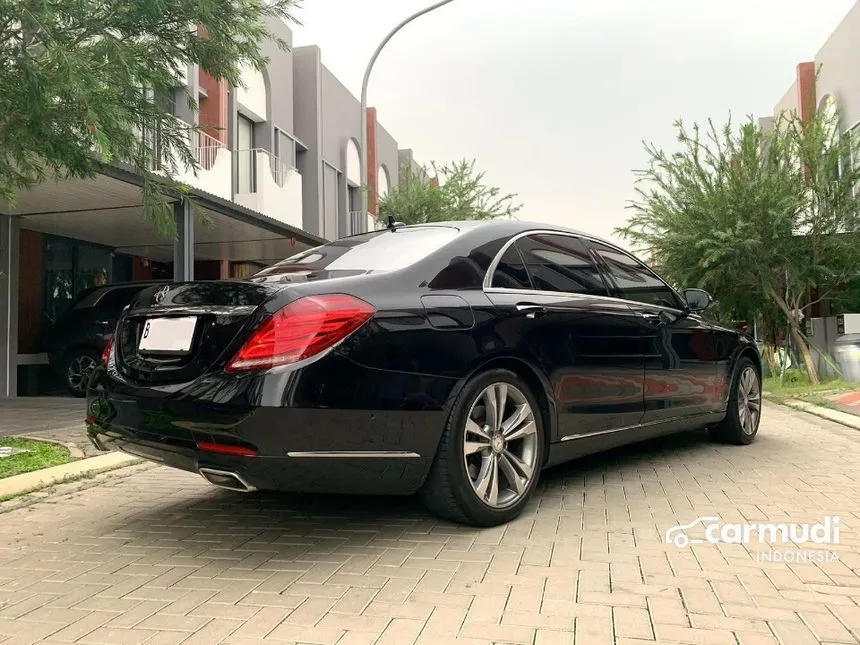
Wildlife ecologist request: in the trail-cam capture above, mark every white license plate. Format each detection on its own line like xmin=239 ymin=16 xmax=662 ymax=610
xmin=138 ymin=317 xmax=198 ymax=353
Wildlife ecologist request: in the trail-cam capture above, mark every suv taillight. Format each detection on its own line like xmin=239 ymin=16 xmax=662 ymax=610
xmin=102 ymin=335 xmax=115 ymax=365
xmin=225 ymin=294 xmax=375 ymax=373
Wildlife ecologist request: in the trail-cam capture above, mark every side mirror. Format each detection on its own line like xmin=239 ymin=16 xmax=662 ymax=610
xmin=683 ymin=288 xmax=713 ymax=312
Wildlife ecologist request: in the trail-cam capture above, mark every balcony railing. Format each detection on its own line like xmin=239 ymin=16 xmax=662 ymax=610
xmin=136 ymin=118 xmax=225 ymax=174
xmin=193 ymin=129 xmax=224 ymax=171
xmin=235 ymin=148 xmax=296 ymax=191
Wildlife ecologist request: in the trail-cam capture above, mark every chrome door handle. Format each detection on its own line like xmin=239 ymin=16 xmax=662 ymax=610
xmin=640 ymin=312 xmax=663 ymax=325
xmin=516 ymin=303 xmax=547 ymax=318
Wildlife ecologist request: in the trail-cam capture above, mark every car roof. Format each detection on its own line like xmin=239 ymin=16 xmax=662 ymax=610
xmin=385 ymin=219 xmax=625 ymax=252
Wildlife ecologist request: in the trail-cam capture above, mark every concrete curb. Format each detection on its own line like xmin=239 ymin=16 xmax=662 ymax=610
xmin=10 ymin=434 xmax=86 ymax=459
xmin=0 ymin=452 xmax=143 ymax=499
xmin=767 ymin=395 xmax=860 ymax=431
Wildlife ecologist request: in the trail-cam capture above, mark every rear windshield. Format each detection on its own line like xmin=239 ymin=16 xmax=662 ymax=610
xmin=249 ymin=226 xmax=459 ymax=283
xmin=69 ymin=288 xmax=103 ymax=310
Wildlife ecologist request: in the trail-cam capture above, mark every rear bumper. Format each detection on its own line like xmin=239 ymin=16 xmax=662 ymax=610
xmin=85 ymin=364 xmax=453 ymax=495
xmin=88 ymin=426 xmax=431 ymax=494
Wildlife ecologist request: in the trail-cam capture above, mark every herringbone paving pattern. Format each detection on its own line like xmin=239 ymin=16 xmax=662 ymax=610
xmin=0 ymin=403 xmax=858 ymax=644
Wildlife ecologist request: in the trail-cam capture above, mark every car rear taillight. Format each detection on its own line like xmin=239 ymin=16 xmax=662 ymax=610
xmin=102 ymin=335 xmax=115 ymax=364
xmin=225 ymin=294 xmax=375 ymax=373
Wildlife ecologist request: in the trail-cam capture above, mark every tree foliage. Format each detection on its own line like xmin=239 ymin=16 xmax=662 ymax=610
xmin=0 ymin=0 xmax=300 ymax=235
xmin=617 ymin=106 xmax=860 ymax=383
xmin=378 ymin=159 xmax=522 ymax=225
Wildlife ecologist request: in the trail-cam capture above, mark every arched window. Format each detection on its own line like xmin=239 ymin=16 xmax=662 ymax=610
xmin=345 ymin=139 xmax=361 ymax=187
xmin=378 ymin=164 xmax=391 ymax=199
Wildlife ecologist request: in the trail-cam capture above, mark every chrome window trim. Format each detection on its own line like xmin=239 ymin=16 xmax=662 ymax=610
xmin=482 ymin=228 xmax=608 ymax=291
xmin=482 ymin=228 xmax=688 ymax=315
xmin=484 ymin=286 xmax=690 ymax=317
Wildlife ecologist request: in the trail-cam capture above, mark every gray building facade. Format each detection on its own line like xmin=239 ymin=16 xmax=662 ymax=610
xmin=293 ymin=45 xmax=402 ymax=239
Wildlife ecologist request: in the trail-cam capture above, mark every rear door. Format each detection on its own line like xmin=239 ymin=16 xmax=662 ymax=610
xmin=585 ymin=240 xmax=720 ymax=422
xmin=485 ymin=233 xmax=645 ymax=439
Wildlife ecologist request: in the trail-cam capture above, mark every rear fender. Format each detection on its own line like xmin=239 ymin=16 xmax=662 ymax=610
xmin=447 ymin=353 xmax=558 ymax=454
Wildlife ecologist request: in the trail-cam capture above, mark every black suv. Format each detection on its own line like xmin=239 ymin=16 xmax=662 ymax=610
xmin=44 ymin=281 xmax=166 ymax=396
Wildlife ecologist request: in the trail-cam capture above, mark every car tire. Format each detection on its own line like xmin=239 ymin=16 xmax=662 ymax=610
xmin=419 ymin=368 xmax=545 ymax=526
xmin=709 ymin=356 xmax=761 ymax=445
xmin=63 ymin=349 xmax=100 ymax=398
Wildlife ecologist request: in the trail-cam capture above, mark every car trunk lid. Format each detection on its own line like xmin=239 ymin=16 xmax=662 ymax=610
xmin=114 ymin=281 xmax=280 ymax=386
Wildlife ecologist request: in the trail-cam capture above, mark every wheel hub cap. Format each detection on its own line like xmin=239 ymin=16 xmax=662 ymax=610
xmin=463 ymin=382 xmax=539 ymax=509
xmin=491 ymin=435 xmax=505 ymax=454
xmin=737 ymin=366 xmax=761 ymax=435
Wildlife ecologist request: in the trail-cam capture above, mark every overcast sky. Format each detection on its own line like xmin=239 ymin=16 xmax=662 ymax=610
xmin=292 ymin=0 xmax=856 ymax=248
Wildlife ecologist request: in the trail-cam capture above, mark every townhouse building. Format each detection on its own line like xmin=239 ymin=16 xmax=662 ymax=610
xmin=758 ymin=0 xmax=860 ymax=370
xmin=0 ymin=17 xmax=419 ymax=398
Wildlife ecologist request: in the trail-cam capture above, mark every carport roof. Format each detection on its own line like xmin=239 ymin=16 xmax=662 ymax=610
xmin=4 ymin=163 xmax=327 ymax=265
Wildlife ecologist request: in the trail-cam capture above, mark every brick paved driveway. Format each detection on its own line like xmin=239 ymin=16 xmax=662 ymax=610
xmin=0 ymin=403 xmax=858 ymax=645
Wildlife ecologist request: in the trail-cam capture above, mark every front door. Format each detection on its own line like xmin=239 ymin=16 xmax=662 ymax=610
xmin=586 ymin=240 xmax=720 ymax=422
xmin=485 ymin=233 xmax=645 ymax=439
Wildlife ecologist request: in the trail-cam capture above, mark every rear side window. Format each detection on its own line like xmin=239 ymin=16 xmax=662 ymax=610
xmin=587 ymin=241 xmax=684 ymax=309
xmin=515 ymin=234 xmax=609 ymax=295
xmin=251 ymin=226 xmax=459 ymax=282
xmin=491 ymin=246 xmax=533 ymax=289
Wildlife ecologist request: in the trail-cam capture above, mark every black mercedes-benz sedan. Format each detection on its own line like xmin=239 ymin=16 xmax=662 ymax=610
xmin=85 ymin=220 xmax=762 ymax=526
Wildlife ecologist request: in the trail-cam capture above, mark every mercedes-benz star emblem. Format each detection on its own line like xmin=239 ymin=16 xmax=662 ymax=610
xmin=153 ymin=286 xmax=170 ymax=304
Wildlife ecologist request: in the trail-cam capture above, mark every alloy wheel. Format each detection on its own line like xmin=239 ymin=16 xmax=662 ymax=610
xmin=737 ymin=366 xmax=761 ymax=435
xmin=463 ymin=382 xmax=538 ymax=508
xmin=67 ymin=354 xmax=97 ymax=393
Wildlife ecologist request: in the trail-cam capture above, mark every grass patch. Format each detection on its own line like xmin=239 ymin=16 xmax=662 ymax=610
xmin=0 ymin=437 xmax=73 ymax=480
xmin=799 ymin=395 xmax=841 ymax=410
xmin=763 ymin=368 xmax=854 ymax=398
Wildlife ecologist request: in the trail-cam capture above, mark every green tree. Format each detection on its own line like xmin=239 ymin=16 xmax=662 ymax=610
xmin=378 ymin=158 xmax=522 ymax=225
xmin=0 ymin=0 xmax=299 ymax=235
xmin=617 ymin=107 xmax=860 ymax=384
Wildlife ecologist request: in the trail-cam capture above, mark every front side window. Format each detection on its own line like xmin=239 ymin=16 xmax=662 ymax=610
xmin=514 ymin=234 xmax=608 ymax=295
xmin=587 ymin=241 xmax=684 ymax=309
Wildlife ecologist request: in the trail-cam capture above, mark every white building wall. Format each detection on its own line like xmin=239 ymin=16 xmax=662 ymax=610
xmin=814 ymin=2 xmax=860 ymax=129
xmin=234 ymin=151 xmax=303 ymax=229
xmin=173 ymin=143 xmax=233 ymax=201
xmin=236 ymin=64 xmax=268 ymax=122
xmin=773 ymin=80 xmax=798 ymax=119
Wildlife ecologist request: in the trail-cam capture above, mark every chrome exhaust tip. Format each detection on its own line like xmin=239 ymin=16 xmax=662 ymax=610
xmin=199 ymin=467 xmax=256 ymax=493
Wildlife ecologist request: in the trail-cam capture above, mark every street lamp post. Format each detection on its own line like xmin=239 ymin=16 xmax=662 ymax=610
xmin=359 ymin=0 xmax=457 ymax=230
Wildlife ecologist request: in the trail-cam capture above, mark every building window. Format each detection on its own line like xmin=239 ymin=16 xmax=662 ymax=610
xmin=43 ymin=236 xmax=114 ymax=323
xmin=237 ymin=114 xmax=255 ymax=193
xmin=274 ymin=128 xmax=296 ymax=168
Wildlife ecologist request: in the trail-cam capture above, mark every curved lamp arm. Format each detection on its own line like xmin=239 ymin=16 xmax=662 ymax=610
xmin=359 ymin=0 xmax=458 ymax=228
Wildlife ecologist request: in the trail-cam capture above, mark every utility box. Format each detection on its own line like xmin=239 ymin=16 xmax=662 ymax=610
xmin=833 ymin=333 xmax=860 ymax=383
